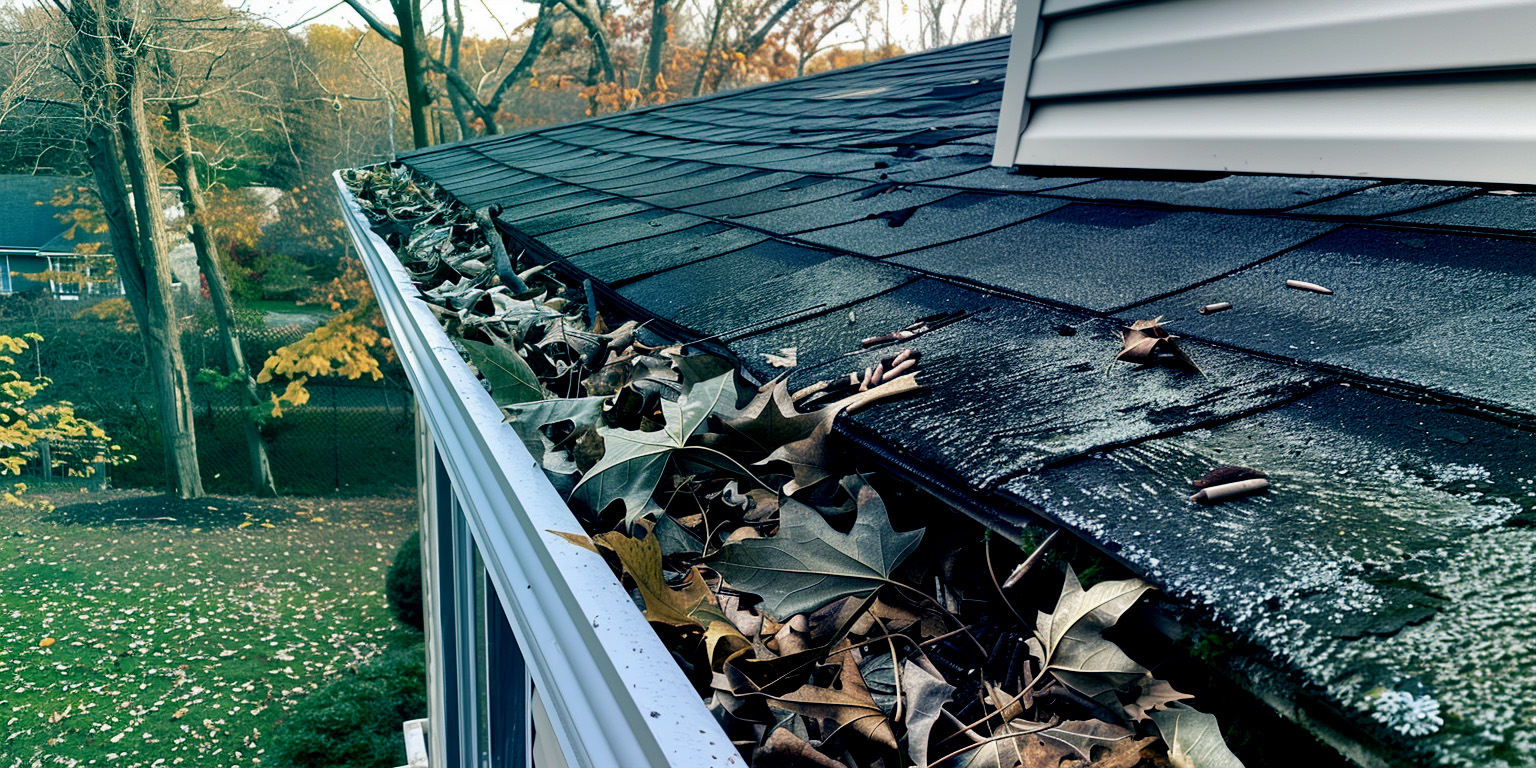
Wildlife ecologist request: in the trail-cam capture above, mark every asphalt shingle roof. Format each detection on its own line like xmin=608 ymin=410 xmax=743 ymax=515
xmin=0 ymin=175 xmax=78 ymax=251
xmin=397 ymin=35 xmax=1536 ymax=767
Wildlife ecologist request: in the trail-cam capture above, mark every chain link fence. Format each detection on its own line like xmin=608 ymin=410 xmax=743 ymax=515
xmin=5 ymin=301 xmax=415 ymax=496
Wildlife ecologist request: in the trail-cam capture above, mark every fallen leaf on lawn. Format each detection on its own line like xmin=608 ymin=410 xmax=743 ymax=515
xmin=1148 ymin=705 xmax=1245 ymax=768
xmin=1026 ymin=565 xmax=1152 ymax=698
xmin=763 ymin=348 xmax=798 ymax=368
xmin=260 ymin=522 xmax=275 ymax=528
xmin=709 ymin=480 xmax=924 ymax=620
xmin=237 ymin=520 xmax=253 ymax=529
xmin=902 ymin=658 xmax=955 ymax=766
xmin=38 ymin=637 xmax=55 ymax=647
xmin=463 ymin=338 xmax=546 ymax=405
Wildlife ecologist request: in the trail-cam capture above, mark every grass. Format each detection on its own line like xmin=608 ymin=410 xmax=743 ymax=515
xmin=0 ymin=489 xmax=417 ymax=768
xmin=238 ymin=300 xmax=331 ymax=319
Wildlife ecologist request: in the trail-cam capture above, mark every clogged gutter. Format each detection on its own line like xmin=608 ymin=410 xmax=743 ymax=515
xmin=341 ymin=165 xmax=1248 ymax=768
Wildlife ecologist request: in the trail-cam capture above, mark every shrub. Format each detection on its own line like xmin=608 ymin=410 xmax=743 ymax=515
xmin=269 ymin=643 xmax=428 ymax=768
xmin=386 ymin=530 xmax=425 ymax=631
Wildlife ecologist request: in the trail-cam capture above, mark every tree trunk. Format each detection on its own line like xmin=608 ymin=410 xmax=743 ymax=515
xmin=391 ymin=0 xmax=433 ymax=148
xmin=168 ymin=107 xmax=276 ymax=497
xmin=114 ymin=49 xmax=204 ymax=499
xmin=484 ymin=0 xmax=559 ymax=122
xmin=692 ymin=0 xmax=727 ymax=96
xmin=560 ymin=0 xmax=617 ymax=84
xmin=643 ymin=0 xmax=670 ymax=94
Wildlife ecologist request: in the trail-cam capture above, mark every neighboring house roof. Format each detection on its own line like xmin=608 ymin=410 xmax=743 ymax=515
xmin=0 ymin=174 xmax=77 ymax=251
xmin=395 ymin=37 xmax=1536 ymax=767
xmin=39 ymin=225 xmax=111 ymax=256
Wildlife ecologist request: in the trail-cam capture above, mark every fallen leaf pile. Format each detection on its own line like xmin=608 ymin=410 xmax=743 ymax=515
xmin=344 ymin=165 xmax=1248 ymax=768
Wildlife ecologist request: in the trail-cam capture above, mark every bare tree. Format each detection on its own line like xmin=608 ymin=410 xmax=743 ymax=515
xmin=341 ymin=0 xmax=435 ymax=147
xmin=344 ymin=0 xmax=568 ymax=138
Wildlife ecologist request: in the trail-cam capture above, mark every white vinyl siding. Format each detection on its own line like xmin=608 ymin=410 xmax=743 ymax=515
xmin=995 ymin=0 xmax=1536 ymax=183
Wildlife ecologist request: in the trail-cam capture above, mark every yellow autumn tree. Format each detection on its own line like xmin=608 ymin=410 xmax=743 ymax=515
xmin=0 ymin=333 xmax=129 ymax=478
xmin=257 ymin=257 xmax=392 ymax=416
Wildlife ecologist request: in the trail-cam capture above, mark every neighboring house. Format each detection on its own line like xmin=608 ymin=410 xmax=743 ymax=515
xmin=339 ymin=4 xmax=1536 ymax=768
xmin=0 ymin=174 xmax=119 ymax=299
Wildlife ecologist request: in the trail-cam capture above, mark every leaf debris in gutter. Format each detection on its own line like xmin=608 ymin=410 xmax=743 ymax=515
xmin=343 ymin=164 xmax=1249 ymax=768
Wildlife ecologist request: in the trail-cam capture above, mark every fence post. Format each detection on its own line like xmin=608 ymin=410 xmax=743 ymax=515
xmin=332 ymin=384 xmax=341 ymax=492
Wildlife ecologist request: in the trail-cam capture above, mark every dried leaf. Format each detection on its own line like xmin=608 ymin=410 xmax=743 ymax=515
xmin=594 ymin=529 xmax=748 ymax=665
xmin=754 ymin=727 xmax=846 ymax=768
xmin=1027 ymin=566 xmax=1152 ymax=698
xmin=763 ymin=347 xmax=798 ymax=368
xmin=710 ymin=484 xmax=924 ymax=620
xmin=463 ymin=338 xmax=546 ymax=405
xmin=1124 ymin=675 xmax=1194 ymax=722
xmin=860 ymin=651 xmax=899 ymax=717
xmin=1191 ymin=466 xmax=1266 ymax=490
xmin=902 ymin=659 xmax=955 ymax=767
xmin=1013 ymin=734 xmax=1079 ymax=768
xmin=1088 ymin=736 xmax=1159 ymax=768
xmin=1147 ymin=706 xmax=1244 ymax=768
xmin=1116 ymin=318 xmax=1198 ymax=372
xmin=1035 ymin=719 xmax=1133 ymax=761
xmin=504 ymin=397 xmax=606 ymax=460
xmin=759 ymin=374 xmax=923 ymax=494
xmin=572 ymin=373 xmax=739 ymax=524
xmin=548 ymin=529 xmax=597 ymax=554
xmin=654 ymin=514 xmax=705 ymax=557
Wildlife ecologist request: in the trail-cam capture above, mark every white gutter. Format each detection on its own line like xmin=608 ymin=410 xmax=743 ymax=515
xmin=334 ymin=171 xmax=737 ymax=768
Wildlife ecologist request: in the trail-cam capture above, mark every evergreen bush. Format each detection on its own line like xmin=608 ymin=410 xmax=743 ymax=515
xmin=269 ymin=642 xmax=428 ymax=768
xmin=386 ymin=530 xmax=425 ymax=631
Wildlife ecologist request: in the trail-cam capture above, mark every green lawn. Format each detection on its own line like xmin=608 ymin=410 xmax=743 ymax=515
xmin=0 ymin=490 xmax=417 ymax=768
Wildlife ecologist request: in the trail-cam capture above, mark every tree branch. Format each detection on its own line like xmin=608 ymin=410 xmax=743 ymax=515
xmin=341 ymin=0 xmax=402 ymax=45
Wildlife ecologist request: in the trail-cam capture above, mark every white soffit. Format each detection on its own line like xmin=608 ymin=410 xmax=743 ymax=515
xmin=995 ymin=0 xmax=1536 ymax=184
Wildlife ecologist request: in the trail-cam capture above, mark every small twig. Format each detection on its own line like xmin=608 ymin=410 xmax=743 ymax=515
xmin=940 ymin=709 xmax=985 ymax=744
xmin=984 ymin=538 xmax=1030 ymax=628
xmin=918 ymin=625 xmax=972 ymax=649
xmin=931 ymin=717 xmax=1063 ymax=765
xmin=473 ymin=205 xmax=528 ymax=294
xmin=1002 ymin=530 xmax=1058 ymax=589
xmin=582 ymin=278 xmax=599 ymax=327
xmin=878 ymin=617 xmax=904 ymax=725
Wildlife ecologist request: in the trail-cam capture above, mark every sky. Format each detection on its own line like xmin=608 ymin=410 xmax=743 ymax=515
xmin=244 ymin=0 xmax=993 ymax=54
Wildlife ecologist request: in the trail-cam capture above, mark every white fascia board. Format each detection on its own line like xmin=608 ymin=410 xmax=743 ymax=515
xmin=334 ymin=172 xmax=736 ymax=768
xmin=1012 ymin=76 xmax=1536 ymax=184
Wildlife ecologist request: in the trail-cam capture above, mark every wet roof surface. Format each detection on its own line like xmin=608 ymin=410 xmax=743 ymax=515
xmin=397 ymin=35 xmax=1536 ymax=766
